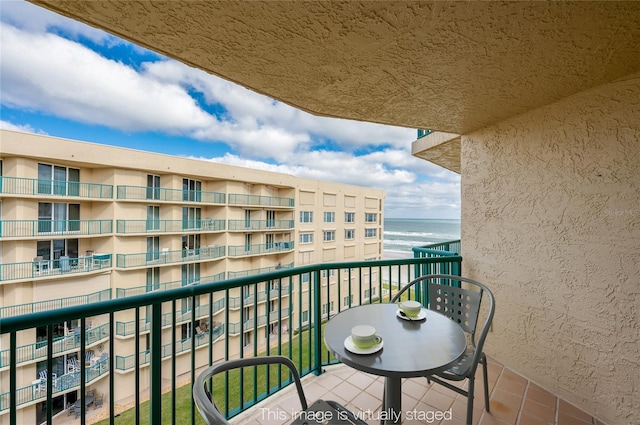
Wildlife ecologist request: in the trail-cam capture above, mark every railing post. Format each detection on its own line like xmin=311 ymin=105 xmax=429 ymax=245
xmin=150 ymin=301 xmax=162 ymax=424
xmin=312 ymin=270 xmax=323 ymax=376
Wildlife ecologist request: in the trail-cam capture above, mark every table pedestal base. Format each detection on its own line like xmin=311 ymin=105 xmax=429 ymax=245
xmin=383 ymin=376 xmax=402 ymax=425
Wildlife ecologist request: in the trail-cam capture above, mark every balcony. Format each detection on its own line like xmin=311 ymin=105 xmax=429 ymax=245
xmin=115 ymin=246 xmax=225 ymax=269
xmin=229 ymin=286 xmax=290 ymax=308
xmin=227 ymin=262 xmax=294 ymax=278
xmin=0 ymin=254 xmax=112 ymax=283
xmin=227 ymin=241 xmax=294 ymax=257
xmin=227 ymin=219 xmax=294 ymax=231
xmin=0 ymin=219 xmax=113 ymax=239
xmin=116 ymin=323 xmax=227 ymax=371
xmin=0 ymin=323 xmax=109 ymax=370
xmin=115 ymin=298 xmax=226 ymax=337
xmin=116 ymin=185 xmax=225 ymax=204
xmin=115 ymin=272 xmax=226 ymax=298
xmin=0 ymin=359 xmax=110 ymax=412
xmin=227 ymin=193 xmax=294 ymax=208
xmin=1 ymin=254 xmax=461 ymax=422
xmin=0 ymin=176 xmax=113 ymax=199
xmin=0 ymin=289 xmax=111 ymax=319
xmin=115 ymin=218 xmax=225 ymax=234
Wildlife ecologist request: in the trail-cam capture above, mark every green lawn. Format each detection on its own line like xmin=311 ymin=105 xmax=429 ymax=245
xmin=95 ymin=325 xmax=333 ymax=425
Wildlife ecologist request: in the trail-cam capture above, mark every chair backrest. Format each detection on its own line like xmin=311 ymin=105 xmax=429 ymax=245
xmin=193 ymin=356 xmax=307 ymax=425
xmin=429 ymin=283 xmax=482 ymax=335
xmin=391 ymin=274 xmax=495 ymax=374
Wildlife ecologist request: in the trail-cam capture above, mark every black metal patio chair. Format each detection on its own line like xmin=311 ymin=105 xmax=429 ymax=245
xmin=390 ymin=274 xmax=495 ymax=425
xmin=193 ymin=355 xmax=367 ymax=425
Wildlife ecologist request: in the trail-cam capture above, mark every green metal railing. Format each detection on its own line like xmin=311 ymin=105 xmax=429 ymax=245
xmin=0 ymin=252 xmax=461 ymax=425
xmin=0 ymin=289 xmax=111 ymax=319
xmin=413 ymin=239 xmax=461 ymax=257
xmin=0 ymin=254 xmax=112 ymax=283
xmin=116 ymin=185 xmax=225 ymax=204
xmin=227 ymin=193 xmax=294 ymax=207
xmin=0 ymin=176 xmax=113 ymax=199
xmin=0 ymin=219 xmax=113 ymax=238
xmin=115 ymin=273 xmax=226 ymax=298
xmin=227 ymin=241 xmax=294 ymax=257
xmin=417 ymin=129 xmax=433 ymax=138
xmin=115 ymin=219 xmax=225 ymax=234
xmin=116 ymin=246 xmax=225 ymax=268
xmin=227 ymin=219 xmax=294 ymax=231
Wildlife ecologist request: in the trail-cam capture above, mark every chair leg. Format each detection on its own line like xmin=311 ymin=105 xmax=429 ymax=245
xmin=467 ymin=376 xmax=475 ymax=425
xmin=481 ymin=354 xmax=490 ymax=412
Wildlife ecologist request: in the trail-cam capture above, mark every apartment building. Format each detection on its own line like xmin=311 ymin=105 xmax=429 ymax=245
xmin=0 ymin=129 xmax=385 ymax=423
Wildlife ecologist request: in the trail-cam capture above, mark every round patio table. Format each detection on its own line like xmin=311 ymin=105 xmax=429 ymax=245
xmin=324 ymin=303 xmax=466 ymax=424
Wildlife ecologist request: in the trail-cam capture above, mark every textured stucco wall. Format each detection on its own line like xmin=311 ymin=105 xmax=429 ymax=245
xmin=461 ymin=74 xmax=639 ymax=425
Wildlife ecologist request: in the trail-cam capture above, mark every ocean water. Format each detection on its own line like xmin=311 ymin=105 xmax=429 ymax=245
xmin=383 ymin=218 xmax=460 ymax=256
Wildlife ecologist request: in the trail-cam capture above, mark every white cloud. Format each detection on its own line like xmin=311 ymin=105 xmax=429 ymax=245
xmin=0 ymin=120 xmax=47 ymax=134
xmin=143 ymin=60 xmax=416 ymax=151
xmin=1 ymin=23 xmax=216 ymax=133
xmin=0 ymin=4 xmax=460 ymax=219
xmin=0 ymin=0 xmax=127 ymax=46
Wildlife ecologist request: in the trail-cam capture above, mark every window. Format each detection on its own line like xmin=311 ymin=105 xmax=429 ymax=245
xmin=182 ymin=207 xmax=201 ymax=230
xmin=299 ymin=211 xmax=313 ymax=223
xmin=245 ymin=234 xmax=252 ymax=252
xmin=146 ymin=267 xmax=160 ymax=291
xmin=182 ymin=178 xmax=202 ymax=202
xmin=299 ymin=233 xmax=314 ymax=244
xmin=182 ymin=295 xmax=200 ymax=314
xmin=364 ymin=288 xmax=377 ymax=299
xmin=323 ymin=231 xmax=335 ymax=242
xmin=147 ymin=206 xmax=160 ymax=231
xmin=365 ymin=213 xmax=377 ymax=223
xmin=344 ymin=229 xmax=355 ymax=240
xmin=146 ymin=174 xmax=160 ymax=200
xmin=365 ymin=228 xmax=377 ymax=238
xmin=38 ymin=203 xmax=80 ymax=233
xmin=301 ymin=273 xmax=310 ymax=284
xmin=266 ymin=210 xmax=276 ymax=228
xmin=182 ymin=234 xmax=201 ymax=256
xmin=37 ymin=239 xmax=79 ymax=264
xmin=321 ymin=270 xmax=335 ymax=278
xmin=343 ymin=295 xmax=353 ymax=307
xmin=344 ymin=212 xmax=355 ymax=223
xmin=266 ymin=233 xmax=275 ymax=250
xmin=37 ymin=163 xmax=80 ymax=196
xmin=323 ymin=212 xmax=335 ymax=223
xmin=181 ymin=323 xmax=192 ymax=340
xmin=301 ymin=310 xmax=309 ymax=323
xmin=146 ymin=236 xmax=160 ymax=261
xmin=322 ymin=302 xmax=334 ymax=315
xmin=182 ymin=263 xmax=200 ymax=286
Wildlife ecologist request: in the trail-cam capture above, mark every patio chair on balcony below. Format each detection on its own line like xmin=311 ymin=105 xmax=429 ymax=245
xmin=390 ymin=274 xmax=495 ymax=425
xmin=193 ymin=355 xmax=368 ymax=425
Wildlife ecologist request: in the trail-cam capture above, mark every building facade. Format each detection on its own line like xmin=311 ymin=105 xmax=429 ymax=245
xmin=0 ymin=129 xmax=385 ymax=422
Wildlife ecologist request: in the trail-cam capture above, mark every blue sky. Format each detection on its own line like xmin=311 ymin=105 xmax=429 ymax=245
xmin=0 ymin=0 xmax=460 ymax=219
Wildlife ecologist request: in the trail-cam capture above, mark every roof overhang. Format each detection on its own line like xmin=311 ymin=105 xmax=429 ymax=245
xmin=28 ymin=1 xmax=640 ymax=136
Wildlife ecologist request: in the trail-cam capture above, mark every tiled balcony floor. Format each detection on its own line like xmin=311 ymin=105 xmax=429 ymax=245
xmin=231 ymin=357 xmax=602 ymax=425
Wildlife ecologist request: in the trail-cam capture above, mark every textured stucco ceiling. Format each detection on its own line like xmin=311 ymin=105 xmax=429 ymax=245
xmin=29 ymin=1 xmax=640 ymax=134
